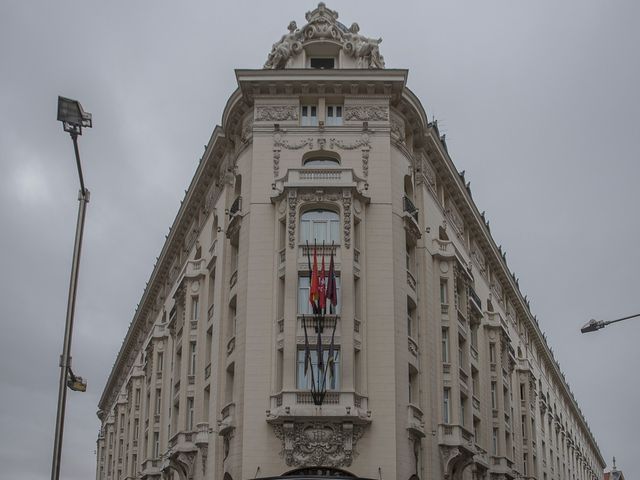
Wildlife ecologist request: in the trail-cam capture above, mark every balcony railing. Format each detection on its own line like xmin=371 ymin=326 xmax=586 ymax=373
xmin=468 ymin=286 xmax=482 ymax=313
xmin=229 ymin=196 xmax=242 ymax=217
xmin=403 ymin=196 xmax=418 ymax=222
xmin=407 ymin=270 xmax=417 ymax=291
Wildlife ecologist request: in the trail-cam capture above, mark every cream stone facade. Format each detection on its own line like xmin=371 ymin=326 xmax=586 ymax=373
xmin=96 ymin=4 xmax=605 ymax=480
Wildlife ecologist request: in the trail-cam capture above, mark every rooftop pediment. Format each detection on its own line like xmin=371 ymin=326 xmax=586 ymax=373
xmin=264 ymin=3 xmax=385 ymax=70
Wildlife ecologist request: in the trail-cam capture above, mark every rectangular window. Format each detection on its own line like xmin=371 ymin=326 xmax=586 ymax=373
xmin=186 ymin=397 xmax=194 ymax=431
xmin=155 ymin=389 xmax=161 ymax=415
xmin=441 ymin=328 xmax=449 ymax=363
xmin=458 ymin=336 xmax=465 ymax=366
xmin=326 ymin=105 xmax=343 ymax=126
xmin=133 ymin=419 xmax=139 ymax=440
xmin=440 ymin=280 xmax=448 ymax=305
xmin=489 ymin=343 xmax=496 ymax=364
xmin=298 ymin=276 xmax=340 ymax=314
xmin=460 ymin=395 xmax=466 ymax=427
xmin=296 ymin=348 xmax=340 ymax=391
xmin=153 ymin=432 xmax=160 ymax=458
xmin=156 ymin=352 xmax=163 ymax=373
xmin=443 ymin=388 xmax=451 ymax=424
xmin=301 ymin=105 xmax=318 ymax=126
xmin=134 ymin=388 xmax=141 ymax=407
xmin=191 ymin=296 xmax=199 ymax=321
xmin=310 ymin=57 xmax=335 ymax=69
xmin=189 ymin=342 xmax=197 ymax=375
xmin=492 ymin=428 xmax=499 ymax=455
xmin=491 ymin=381 xmax=497 ymax=409
xmin=300 ymin=211 xmax=340 ymax=245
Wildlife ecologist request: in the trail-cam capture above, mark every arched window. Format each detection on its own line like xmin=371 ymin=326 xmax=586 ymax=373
xmin=302 ymin=151 xmax=341 ymax=167
xmin=304 ymin=157 xmax=340 ymax=167
xmin=300 ymin=209 xmax=340 ymax=245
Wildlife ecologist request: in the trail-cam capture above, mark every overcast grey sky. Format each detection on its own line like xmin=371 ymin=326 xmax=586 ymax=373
xmin=1 ymin=1 xmax=639 ymax=479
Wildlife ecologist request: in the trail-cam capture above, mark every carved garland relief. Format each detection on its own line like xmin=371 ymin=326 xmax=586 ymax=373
xmin=255 ymin=105 xmax=299 ymax=122
xmin=343 ymin=105 xmax=389 ymax=122
xmin=273 ymin=132 xmax=372 ymax=179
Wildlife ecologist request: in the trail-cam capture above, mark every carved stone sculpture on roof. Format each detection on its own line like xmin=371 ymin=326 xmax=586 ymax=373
xmin=263 ymin=3 xmax=385 ymax=70
xmin=343 ymin=23 xmax=385 ymax=69
xmin=264 ymin=21 xmax=303 ymax=69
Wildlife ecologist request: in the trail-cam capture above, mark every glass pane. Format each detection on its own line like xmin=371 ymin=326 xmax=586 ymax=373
xmin=330 ymin=221 xmax=339 ymax=244
xmin=313 ymin=221 xmax=327 ymax=243
xmin=302 ymin=106 xmax=308 ymax=117
xmin=311 ymin=106 xmax=317 ymax=117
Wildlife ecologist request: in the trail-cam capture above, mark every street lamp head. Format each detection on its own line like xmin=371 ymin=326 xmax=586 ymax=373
xmin=57 ymin=96 xmax=92 ymax=135
xmin=581 ymin=318 xmax=604 ymax=334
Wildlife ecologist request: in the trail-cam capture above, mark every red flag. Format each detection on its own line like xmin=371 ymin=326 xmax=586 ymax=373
xmin=319 ymin=245 xmax=326 ymax=312
xmin=326 ymin=246 xmax=338 ymax=312
xmin=309 ymin=243 xmax=319 ymax=309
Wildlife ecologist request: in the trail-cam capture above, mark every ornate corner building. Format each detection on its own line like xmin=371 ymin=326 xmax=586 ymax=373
xmin=95 ymin=4 xmax=605 ymax=480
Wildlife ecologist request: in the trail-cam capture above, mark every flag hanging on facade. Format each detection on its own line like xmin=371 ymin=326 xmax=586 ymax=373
xmin=309 ymin=242 xmax=319 ymax=311
xmin=302 ymin=316 xmax=312 ymax=378
xmin=319 ymin=243 xmax=326 ymax=313
xmin=326 ymin=245 xmax=338 ymax=313
xmin=327 ymin=318 xmax=337 ymax=384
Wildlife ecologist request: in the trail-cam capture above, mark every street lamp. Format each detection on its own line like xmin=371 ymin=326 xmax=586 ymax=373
xmin=51 ymin=96 xmax=92 ymax=480
xmin=580 ymin=313 xmax=640 ymax=334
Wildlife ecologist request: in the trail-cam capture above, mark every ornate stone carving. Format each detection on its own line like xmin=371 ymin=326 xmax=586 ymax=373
xmin=272 ymin=421 xmax=365 ymax=468
xmin=256 ymin=105 xmax=299 ymax=122
xmin=240 ymin=118 xmax=254 ymax=144
xmin=440 ymin=445 xmax=475 ymax=480
xmin=344 ymin=105 xmax=389 ymax=122
xmin=264 ymin=21 xmax=303 ymax=69
xmin=329 ymin=134 xmax=371 ymax=178
xmin=329 ymin=135 xmax=370 ymax=150
xmin=264 ymin=4 xmax=385 ymax=70
xmin=342 ymin=191 xmax=352 ymax=249
xmin=343 ymin=22 xmax=385 ymax=69
xmin=163 ymin=450 xmax=197 ymax=480
xmin=445 ymin=201 xmax=464 ymax=238
xmin=390 ymin=114 xmax=406 ymax=142
xmin=288 ymin=190 xmax=298 ymax=249
xmin=471 ymin=240 xmax=487 ymax=278
xmin=273 ymin=132 xmax=315 ymax=178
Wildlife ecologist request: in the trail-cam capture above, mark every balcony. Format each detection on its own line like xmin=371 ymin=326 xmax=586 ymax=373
xmin=267 ymin=391 xmax=371 ymax=423
xmin=229 ymin=196 xmax=242 ymax=217
xmin=408 ymin=336 xmax=418 ymax=357
xmin=468 ymin=286 xmax=482 ymax=315
xmin=407 ymin=404 xmax=426 ymax=437
xmin=218 ymin=402 xmax=236 ymax=436
xmin=432 ymin=238 xmax=455 ymax=260
xmin=299 ymin=244 xmax=341 ymax=269
xmin=406 ymin=270 xmax=417 ymax=291
xmin=403 ymin=196 xmax=419 ymax=222
xmin=438 ymin=423 xmax=475 ymax=450
xmin=274 ymin=167 xmax=366 ymax=191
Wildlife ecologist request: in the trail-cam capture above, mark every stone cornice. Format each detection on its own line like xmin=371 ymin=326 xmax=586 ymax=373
xmin=235 ymin=68 xmax=407 ymax=101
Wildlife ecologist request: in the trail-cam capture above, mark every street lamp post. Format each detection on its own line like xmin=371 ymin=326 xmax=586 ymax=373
xmin=51 ymin=96 xmax=92 ymax=480
xmin=580 ymin=313 xmax=640 ymax=334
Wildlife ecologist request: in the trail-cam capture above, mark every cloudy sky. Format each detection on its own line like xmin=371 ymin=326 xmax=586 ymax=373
xmin=1 ymin=1 xmax=639 ymax=479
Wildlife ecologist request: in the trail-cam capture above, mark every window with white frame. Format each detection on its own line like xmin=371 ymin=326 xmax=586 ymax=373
xmin=186 ymin=397 xmax=194 ymax=431
xmin=443 ymin=388 xmax=451 ymax=424
xmin=301 ymin=105 xmax=318 ymax=126
xmin=191 ymin=296 xmax=199 ymax=321
xmin=441 ymin=328 xmax=449 ymax=363
xmin=189 ymin=342 xmax=196 ymax=375
xmin=300 ymin=209 xmax=340 ymax=245
xmin=326 ymin=105 xmax=343 ymax=126
xmin=296 ymin=348 xmax=340 ymax=390
xmin=298 ymin=276 xmax=341 ymax=314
